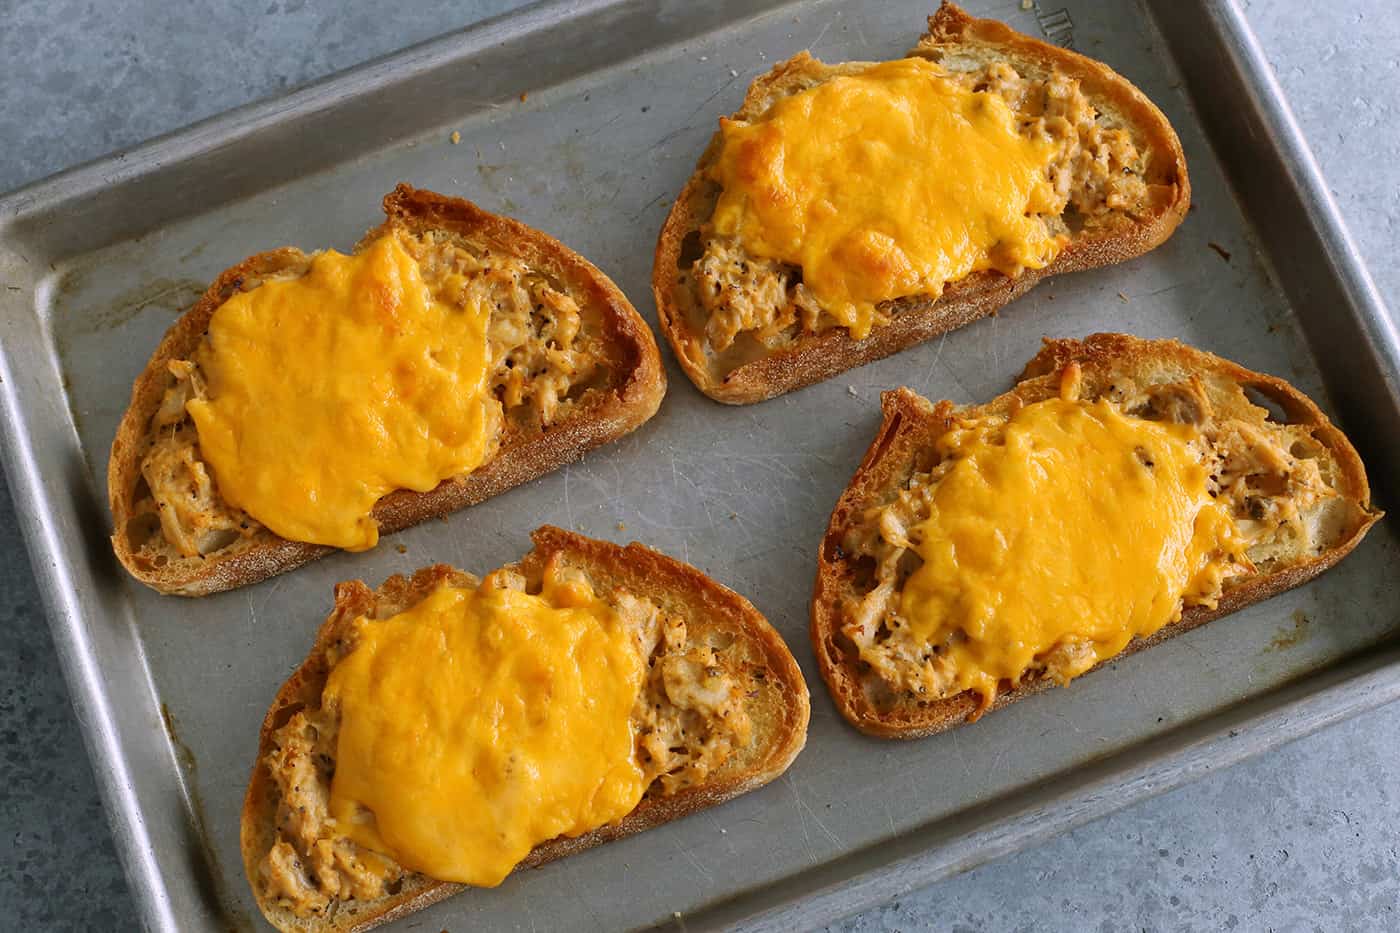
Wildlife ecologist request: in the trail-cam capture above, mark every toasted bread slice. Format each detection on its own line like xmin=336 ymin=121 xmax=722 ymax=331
xmin=241 ymin=526 xmax=810 ymax=932
xmin=812 ymin=334 xmax=1381 ymax=738
xmin=109 ymin=185 xmax=665 ymax=596
xmin=653 ymin=3 xmax=1190 ymax=403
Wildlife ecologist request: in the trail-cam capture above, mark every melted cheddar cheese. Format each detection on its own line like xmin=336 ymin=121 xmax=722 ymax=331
xmin=707 ymin=57 xmax=1064 ymax=339
xmin=186 ymin=234 xmax=499 ymax=550
xmin=322 ymin=574 xmax=647 ymax=887
xmin=895 ymin=394 xmax=1244 ymax=711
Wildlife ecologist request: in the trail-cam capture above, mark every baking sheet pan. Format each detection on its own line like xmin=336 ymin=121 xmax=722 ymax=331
xmin=1 ymin=0 xmax=1398 ymax=930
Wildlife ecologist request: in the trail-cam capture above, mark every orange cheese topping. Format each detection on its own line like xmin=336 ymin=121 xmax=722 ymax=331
xmin=323 ymin=574 xmax=648 ymax=887
xmin=899 ymin=394 xmax=1244 ymax=710
xmin=708 ymin=57 xmax=1064 ymax=339
xmin=186 ymin=234 xmax=499 ymax=550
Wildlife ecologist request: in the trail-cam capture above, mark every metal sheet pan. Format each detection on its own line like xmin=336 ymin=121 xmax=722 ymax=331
xmin=1 ymin=0 xmax=1397 ymax=930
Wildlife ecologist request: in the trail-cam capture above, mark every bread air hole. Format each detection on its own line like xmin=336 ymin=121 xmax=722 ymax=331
xmin=677 ymin=230 xmax=704 ymax=269
xmin=849 ymin=554 xmax=877 ymax=592
xmin=704 ymin=630 xmax=736 ymax=651
xmin=197 ymin=528 xmax=239 ymax=555
xmin=1061 ymin=204 xmax=1086 ymax=235
xmin=1244 ymin=383 xmax=1302 ymax=425
xmin=126 ymin=512 xmax=162 ymax=549
xmin=565 ymin=368 xmax=608 ymax=402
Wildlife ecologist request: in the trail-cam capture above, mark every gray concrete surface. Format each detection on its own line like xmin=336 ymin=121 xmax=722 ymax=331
xmin=1 ymin=0 xmax=1396 ymax=930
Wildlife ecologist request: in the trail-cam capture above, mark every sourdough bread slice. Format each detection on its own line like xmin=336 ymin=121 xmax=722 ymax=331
xmin=812 ymin=333 xmax=1381 ymax=738
xmin=654 ymin=3 xmax=1190 ymax=403
xmin=109 ymin=185 xmax=665 ymax=596
xmin=242 ymin=526 xmax=810 ymax=932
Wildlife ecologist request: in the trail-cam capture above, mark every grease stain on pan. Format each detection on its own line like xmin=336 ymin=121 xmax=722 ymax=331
xmin=50 ymin=269 xmax=203 ymax=365
xmin=161 ymin=703 xmax=254 ymax=932
xmin=1266 ymin=609 xmax=1312 ymax=652
xmin=80 ymin=275 xmax=206 ymax=335
xmin=48 ymin=271 xmax=206 ymax=441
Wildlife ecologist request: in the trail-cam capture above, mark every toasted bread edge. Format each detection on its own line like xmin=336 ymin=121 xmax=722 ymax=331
xmin=810 ymin=334 xmax=1381 ymax=739
xmin=108 ymin=186 xmax=666 ymax=597
xmin=241 ymin=526 xmax=810 ymax=933
xmin=652 ymin=2 xmax=1191 ymax=404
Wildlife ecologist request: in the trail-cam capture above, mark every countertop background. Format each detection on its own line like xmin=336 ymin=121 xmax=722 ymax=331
xmin=2 ymin=1 xmax=1396 ymax=930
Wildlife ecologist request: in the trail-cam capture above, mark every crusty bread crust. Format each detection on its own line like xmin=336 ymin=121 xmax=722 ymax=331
xmin=811 ymin=334 xmax=1382 ymax=738
xmin=241 ymin=526 xmax=810 ymax=933
xmin=652 ymin=3 xmax=1191 ymax=404
xmin=108 ymin=185 xmax=666 ymax=596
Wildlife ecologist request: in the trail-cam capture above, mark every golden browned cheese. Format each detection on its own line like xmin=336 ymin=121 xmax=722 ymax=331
xmin=707 ymin=58 xmax=1065 ymax=340
xmin=841 ymin=376 xmax=1346 ymax=707
xmin=257 ymin=564 xmax=752 ymax=918
xmin=693 ymin=61 xmax=1150 ymax=354
xmin=130 ymin=230 xmax=605 ymax=563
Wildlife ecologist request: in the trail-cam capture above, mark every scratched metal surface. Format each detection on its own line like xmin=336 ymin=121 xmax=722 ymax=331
xmin=0 ymin=0 xmax=1398 ymax=930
